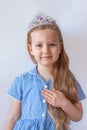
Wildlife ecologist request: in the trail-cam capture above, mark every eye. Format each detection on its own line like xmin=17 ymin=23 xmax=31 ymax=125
xmin=35 ymin=44 xmax=42 ymax=48
xmin=49 ymin=43 xmax=57 ymax=47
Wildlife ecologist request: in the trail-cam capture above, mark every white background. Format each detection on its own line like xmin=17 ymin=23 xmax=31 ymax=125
xmin=0 ymin=0 xmax=87 ymax=129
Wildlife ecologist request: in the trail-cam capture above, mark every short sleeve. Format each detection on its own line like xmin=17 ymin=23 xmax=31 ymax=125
xmin=76 ymin=81 xmax=86 ymax=101
xmin=7 ymin=77 xmax=23 ymax=101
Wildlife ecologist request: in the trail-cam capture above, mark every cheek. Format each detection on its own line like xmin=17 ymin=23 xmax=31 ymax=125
xmin=54 ymin=48 xmax=60 ymax=59
xmin=59 ymin=43 xmax=62 ymax=53
xmin=55 ymin=47 xmax=60 ymax=54
xmin=31 ymin=50 xmax=40 ymax=59
xmin=28 ymin=45 xmax=41 ymax=58
xmin=56 ymin=46 xmax=61 ymax=55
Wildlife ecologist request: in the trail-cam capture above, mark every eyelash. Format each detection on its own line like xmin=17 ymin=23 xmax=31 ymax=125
xmin=49 ymin=43 xmax=56 ymax=46
xmin=35 ymin=43 xmax=57 ymax=48
xmin=36 ymin=44 xmax=42 ymax=48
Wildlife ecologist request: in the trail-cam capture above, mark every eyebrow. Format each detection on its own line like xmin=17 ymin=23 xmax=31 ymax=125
xmin=48 ymin=40 xmax=58 ymax=42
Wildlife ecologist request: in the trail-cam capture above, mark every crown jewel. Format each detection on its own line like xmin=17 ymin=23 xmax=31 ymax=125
xmin=28 ymin=12 xmax=57 ymax=31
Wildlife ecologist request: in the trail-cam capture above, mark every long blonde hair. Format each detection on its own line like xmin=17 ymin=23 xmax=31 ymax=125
xmin=27 ymin=24 xmax=78 ymax=130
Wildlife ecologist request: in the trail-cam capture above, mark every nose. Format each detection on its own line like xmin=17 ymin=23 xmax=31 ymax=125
xmin=43 ymin=45 xmax=49 ymax=53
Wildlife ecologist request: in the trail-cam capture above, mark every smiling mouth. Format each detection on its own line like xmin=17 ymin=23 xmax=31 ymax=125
xmin=42 ymin=56 xmax=52 ymax=59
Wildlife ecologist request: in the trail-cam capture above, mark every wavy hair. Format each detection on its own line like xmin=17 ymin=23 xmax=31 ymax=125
xmin=27 ymin=24 xmax=78 ymax=130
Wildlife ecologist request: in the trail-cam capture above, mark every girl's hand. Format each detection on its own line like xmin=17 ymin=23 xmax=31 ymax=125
xmin=42 ymin=89 xmax=67 ymax=108
xmin=42 ymin=89 xmax=83 ymax=121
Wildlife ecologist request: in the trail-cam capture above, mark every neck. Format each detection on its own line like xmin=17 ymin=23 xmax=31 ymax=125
xmin=37 ymin=64 xmax=53 ymax=81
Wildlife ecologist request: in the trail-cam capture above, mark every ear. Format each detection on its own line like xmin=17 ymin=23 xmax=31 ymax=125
xmin=28 ymin=44 xmax=34 ymax=55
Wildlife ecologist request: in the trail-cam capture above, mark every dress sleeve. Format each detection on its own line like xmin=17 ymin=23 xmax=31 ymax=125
xmin=7 ymin=77 xmax=23 ymax=101
xmin=76 ymin=81 xmax=86 ymax=101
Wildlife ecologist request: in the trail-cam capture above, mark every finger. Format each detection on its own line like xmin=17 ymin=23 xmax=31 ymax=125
xmin=42 ymin=89 xmax=58 ymax=106
xmin=45 ymin=96 xmax=56 ymax=107
xmin=42 ymin=91 xmax=52 ymax=99
xmin=42 ymin=89 xmax=54 ymax=97
xmin=52 ymin=89 xmax=62 ymax=94
xmin=43 ymin=89 xmax=55 ymax=95
xmin=46 ymin=98 xmax=52 ymax=104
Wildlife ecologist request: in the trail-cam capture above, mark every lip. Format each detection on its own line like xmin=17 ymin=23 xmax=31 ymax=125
xmin=41 ymin=56 xmax=52 ymax=58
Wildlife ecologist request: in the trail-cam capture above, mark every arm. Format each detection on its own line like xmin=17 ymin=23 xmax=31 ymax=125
xmin=42 ymin=89 xmax=83 ymax=121
xmin=5 ymin=99 xmax=21 ymax=130
xmin=60 ymin=97 xmax=83 ymax=121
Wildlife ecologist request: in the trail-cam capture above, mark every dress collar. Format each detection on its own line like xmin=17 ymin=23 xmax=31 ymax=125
xmin=29 ymin=66 xmax=39 ymax=76
xmin=29 ymin=66 xmax=53 ymax=86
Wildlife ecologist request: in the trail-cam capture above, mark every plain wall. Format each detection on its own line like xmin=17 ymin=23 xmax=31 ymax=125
xmin=0 ymin=0 xmax=87 ymax=129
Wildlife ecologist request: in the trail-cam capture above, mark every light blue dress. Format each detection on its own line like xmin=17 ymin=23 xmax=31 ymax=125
xmin=7 ymin=66 xmax=86 ymax=130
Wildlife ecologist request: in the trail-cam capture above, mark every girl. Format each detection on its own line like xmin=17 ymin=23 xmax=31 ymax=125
xmin=5 ymin=13 xmax=85 ymax=130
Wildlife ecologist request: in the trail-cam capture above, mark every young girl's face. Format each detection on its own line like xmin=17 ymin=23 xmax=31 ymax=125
xmin=29 ymin=29 xmax=61 ymax=67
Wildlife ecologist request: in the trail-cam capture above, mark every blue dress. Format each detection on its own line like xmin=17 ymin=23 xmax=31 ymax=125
xmin=7 ymin=66 xmax=86 ymax=130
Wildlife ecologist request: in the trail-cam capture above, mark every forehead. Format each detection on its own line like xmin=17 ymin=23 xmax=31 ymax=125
xmin=30 ymin=29 xmax=59 ymax=42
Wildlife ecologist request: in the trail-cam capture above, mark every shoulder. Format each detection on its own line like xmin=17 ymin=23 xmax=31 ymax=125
xmin=15 ymin=66 xmax=38 ymax=83
xmin=7 ymin=67 xmax=38 ymax=100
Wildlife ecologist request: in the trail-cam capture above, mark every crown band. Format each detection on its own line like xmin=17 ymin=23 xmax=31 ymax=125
xmin=28 ymin=12 xmax=57 ymax=31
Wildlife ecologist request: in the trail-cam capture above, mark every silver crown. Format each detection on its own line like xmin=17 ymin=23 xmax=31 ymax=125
xmin=28 ymin=12 xmax=57 ymax=31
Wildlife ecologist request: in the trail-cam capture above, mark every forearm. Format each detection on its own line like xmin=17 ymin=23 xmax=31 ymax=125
xmin=5 ymin=115 xmax=19 ymax=130
xmin=61 ymin=99 xmax=83 ymax=121
xmin=5 ymin=99 xmax=21 ymax=130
